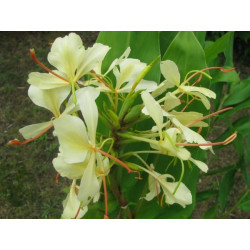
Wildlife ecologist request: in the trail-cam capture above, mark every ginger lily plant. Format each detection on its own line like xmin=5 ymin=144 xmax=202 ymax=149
xmin=8 ymin=32 xmax=237 ymax=219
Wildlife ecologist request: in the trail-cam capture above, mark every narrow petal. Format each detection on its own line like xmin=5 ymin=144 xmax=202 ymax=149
xmin=172 ymin=118 xmax=210 ymax=150
xmin=164 ymin=92 xmax=181 ymax=111
xmin=53 ymin=115 xmax=90 ymax=163
xmin=144 ymin=175 xmax=161 ymax=201
xmin=104 ymin=47 xmax=131 ymax=75
xmin=53 ymin=154 xmax=89 ymax=179
xmin=61 ymin=181 xmax=88 ymax=219
xmin=19 ymin=121 xmax=52 ymax=140
xmin=28 ymin=72 xmax=69 ymax=89
xmin=48 ymin=33 xmax=85 ymax=81
xmin=141 ymin=91 xmax=163 ymax=139
xmin=180 ymin=86 xmax=216 ymax=99
xmin=77 ymin=153 xmax=100 ymax=205
xmin=160 ymin=60 xmax=180 ymax=87
xmin=162 ymin=182 xmax=192 ymax=208
xmin=28 ymin=85 xmax=71 ymax=117
xmin=189 ymin=157 xmax=208 ymax=173
xmin=78 ymin=87 xmax=100 ymax=145
xmin=171 ymin=111 xmax=208 ymax=127
xmin=76 ymin=43 xmax=110 ymax=80
xmin=119 ymin=79 xmax=158 ymax=93
xmin=190 ymin=92 xmax=211 ymax=109
xmin=114 ymin=58 xmax=146 ymax=90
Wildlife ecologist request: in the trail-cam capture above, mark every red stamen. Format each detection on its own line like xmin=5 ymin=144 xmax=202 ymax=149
xmin=30 ymin=49 xmax=69 ymax=83
xmin=56 ymin=173 xmax=60 ymax=183
xmin=102 ymin=175 xmax=109 ymax=219
xmin=95 ymin=148 xmax=142 ymax=180
xmin=197 ymin=127 xmax=202 ymax=134
xmin=8 ymin=124 xmax=53 ymax=146
xmin=176 ymin=132 xmax=237 ymax=147
xmin=178 ymin=73 xmax=203 ymax=99
xmin=74 ymin=205 xmax=81 ymax=219
xmin=90 ymin=70 xmax=112 ymax=90
xmin=186 ymin=107 xmax=233 ymax=127
xmin=181 ymin=97 xmax=195 ymax=112
xmin=160 ymin=193 xmax=164 ymax=207
xmin=183 ymin=66 xmax=234 ymax=86
xmin=49 ymin=43 xmax=53 ymax=46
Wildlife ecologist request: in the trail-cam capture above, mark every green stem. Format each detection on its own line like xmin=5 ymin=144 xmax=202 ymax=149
xmin=173 ymin=160 xmax=185 ymax=195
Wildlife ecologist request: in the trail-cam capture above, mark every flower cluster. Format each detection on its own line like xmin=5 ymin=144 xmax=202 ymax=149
xmin=9 ymin=33 xmax=236 ymax=219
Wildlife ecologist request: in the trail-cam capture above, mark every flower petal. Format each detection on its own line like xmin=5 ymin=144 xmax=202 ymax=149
xmin=77 ymin=153 xmax=100 ymax=205
xmin=61 ymin=180 xmax=88 ymax=219
xmin=162 ymin=182 xmax=192 ymax=208
xmin=19 ymin=121 xmax=52 ymax=140
xmin=119 ymin=79 xmax=158 ymax=93
xmin=172 ymin=118 xmax=210 ymax=150
xmin=145 ymin=175 xmax=161 ymax=201
xmin=28 ymin=72 xmax=69 ymax=89
xmin=164 ymin=92 xmax=181 ymax=111
xmin=170 ymin=111 xmax=208 ymax=127
xmin=189 ymin=157 xmax=208 ymax=173
xmin=141 ymin=91 xmax=163 ymax=139
xmin=28 ymin=85 xmax=71 ymax=117
xmin=48 ymin=33 xmax=85 ymax=81
xmin=53 ymin=154 xmax=89 ymax=179
xmin=76 ymin=43 xmax=110 ymax=80
xmin=114 ymin=58 xmax=146 ymax=90
xmin=180 ymin=86 xmax=216 ymax=99
xmin=160 ymin=60 xmax=180 ymax=87
xmin=53 ymin=115 xmax=90 ymax=163
xmin=78 ymin=87 xmax=100 ymax=145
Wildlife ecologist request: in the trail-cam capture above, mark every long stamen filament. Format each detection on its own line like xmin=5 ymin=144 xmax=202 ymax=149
xmin=8 ymin=124 xmax=53 ymax=146
xmin=102 ymin=175 xmax=109 ymax=219
xmin=30 ymin=49 xmax=69 ymax=83
xmin=186 ymin=107 xmax=233 ymax=127
xmin=176 ymin=132 xmax=237 ymax=147
xmin=95 ymin=147 xmax=142 ymax=179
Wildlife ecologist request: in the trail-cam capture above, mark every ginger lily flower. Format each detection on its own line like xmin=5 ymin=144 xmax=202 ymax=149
xmin=9 ymin=86 xmax=92 ymax=146
xmin=142 ymin=165 xmax=192 ymax=208
xmin=28 ymin=33 xmax=110 ymax=90
xmin=160 ymin=60 xmax=216 ymax=109
xmin=61 ymin=180 xmax=88 ymax=219
xmin=90 ymin=51 xmax=158 ymax=93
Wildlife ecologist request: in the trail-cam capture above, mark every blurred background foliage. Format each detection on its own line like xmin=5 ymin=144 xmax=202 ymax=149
xmin=0 ymin=31 xmax=249 ymax=218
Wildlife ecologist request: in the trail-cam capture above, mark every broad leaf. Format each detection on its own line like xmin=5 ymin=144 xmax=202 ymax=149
xmin=219 ymin=169 xmax=236 ymax=213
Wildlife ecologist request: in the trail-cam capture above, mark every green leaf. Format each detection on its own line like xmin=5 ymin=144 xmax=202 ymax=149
xmin=224 ymin=78 xmax=250 ymax=106
xmin=219 ymin=169 xmax=236 ymax=213
xmin=239 ymin=158 xmax=250 ymax=188
xmin=193 ymin=31 xmax=206 ymax=48
xmin=196 ymin=190 xmax=218 ymax=202
xmin=238 ymin=193 xmax=250 ymax=211
xmin=205 ymin=32 xmax=233 ymax=63
xmin=217 ymin=98 xmax=250 ymax=121
xmin=211 ymin=69 xmax=240 ymax=84
xmin=159 ymin=31 xmax=178 ymax=57
xmin=203 ymin=202 xmax=218 ymax=219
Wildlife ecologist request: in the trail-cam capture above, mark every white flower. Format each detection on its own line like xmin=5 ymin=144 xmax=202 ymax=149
xmin=144 ymin=167 xmax=192 ymax=208
xmin=53 ymin=87 xmax=108 ymax=205
xmin=28 ymin=33 xmax=110 ymax=90
xmin=160 ymin=60 xmax=216 ymax=109
xmin=18 ymin=85 xmax=93 ymax=141
xmin=91 ymin=48 xmax=157 ymax=93
xmin=61 ymin=180 xmax=88 ymax=219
